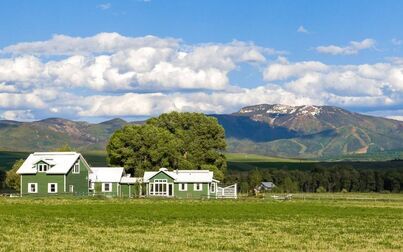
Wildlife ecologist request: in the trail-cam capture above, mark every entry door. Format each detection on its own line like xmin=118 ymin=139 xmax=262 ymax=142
xmin=168 ymin=184 xmax=173 ymax=197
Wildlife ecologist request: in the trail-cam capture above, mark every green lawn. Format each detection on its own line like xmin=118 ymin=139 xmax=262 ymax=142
xmin=0 ymin=196 xmax=402 ymax=251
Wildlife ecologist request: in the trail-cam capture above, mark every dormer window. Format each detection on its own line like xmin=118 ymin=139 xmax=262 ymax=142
xmin=37 ymin=163 xmax=48 ymax=172
xmin=73 ymin=163 xmax=80 ymax=174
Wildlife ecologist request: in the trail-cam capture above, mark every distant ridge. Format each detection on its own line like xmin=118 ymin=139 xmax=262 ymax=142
xmin=212 ymin=104 xmax=403 ymax=159
xmin=0 ymin=104 xmax=402 ymax=159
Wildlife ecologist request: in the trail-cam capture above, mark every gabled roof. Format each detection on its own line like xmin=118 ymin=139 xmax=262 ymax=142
xmin=89 ymin=167 xmax=125 ymax=183
xmin=260 ymin=182 xmax=276 ymax=188
xmin=143 ymin=168 xmax=217 ymax=183
xmin=17 ymin=152 xmax=85 ymax=175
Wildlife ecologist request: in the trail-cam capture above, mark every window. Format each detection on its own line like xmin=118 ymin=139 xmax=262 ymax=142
xmin=37 ymin=163 xmax=48 ymax=172
xmin=102 ymin=183 xmax=112 ymax=192
xmin=179 ymin=183 xmax=187 ymax=191
xmin=48 ymin=183 xmax=58 ymax=193
xmin=28 ymin=183 xmax=37 ymax=193
xmin=72 ymin=163 xmax=80 ymax=174
xmin=194 ymin=183 xmax=203 ymax=191
xmin=69 ymin=185 xmax=74 ymax=193
xmin=150 ymin=179 xmax=169 ymax=196
xmin=210 ymin=183 xmax=216 ymax=193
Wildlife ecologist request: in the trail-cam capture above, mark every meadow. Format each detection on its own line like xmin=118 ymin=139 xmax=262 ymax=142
xmin=0 ymin=195 xmax=402 ymax=251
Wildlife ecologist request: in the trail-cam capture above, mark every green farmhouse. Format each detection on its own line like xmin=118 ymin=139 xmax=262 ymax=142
xmin=17 ymin=152 xmax=92 ymax=196
xmin=144 ymin=168 xmax=223 ymax=199
xmin=16 ymin=152 xmax=237 ymax=199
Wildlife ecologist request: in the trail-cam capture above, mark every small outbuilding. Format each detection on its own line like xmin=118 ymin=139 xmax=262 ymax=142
xmin=256 ymin=182 xmax=276 ymax=192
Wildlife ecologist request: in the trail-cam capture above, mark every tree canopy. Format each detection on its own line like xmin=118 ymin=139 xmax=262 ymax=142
xmin=6 ymin=159 xmax=24 ymax=191
xmin=107 ymin=112 xmax=227 ymax=179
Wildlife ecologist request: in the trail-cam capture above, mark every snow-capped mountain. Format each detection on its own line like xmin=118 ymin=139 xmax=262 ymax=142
xmin=213 ymin=104 xmax=403 ymax=159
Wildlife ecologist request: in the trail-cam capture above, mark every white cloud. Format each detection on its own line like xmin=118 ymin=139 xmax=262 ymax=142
xmin=97 ymin=3 xmax=111 ymax=10
xmin=316 ymin=38 xmax=376 ymax=55
xmin=2 ymin=33 xmax=180 ymax=56
xmin=1 ymin=33 xmax=403 ymax=121
xmin=263 ymin=58 xmax=403 ymax=109
xmin=1 ymin=34 xmax=270 ymax=91
xmin=297 ymin=26 xmax=309 ymax=33
xmin=0 ymin=93 xmax=45 ymax=109
xmin=1 ymin=110 xmax=34 ymax=121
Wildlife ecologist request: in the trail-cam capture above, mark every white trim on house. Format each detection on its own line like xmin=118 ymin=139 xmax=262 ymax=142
xmin=28 ymin=183 xmax=37 ymax=193
xmin=102 ymin=183 xmax=112 ymax=192
xmin=72 ymin=162 xmax=80 ymax=174
xmin=194 ymin=183 xmax=203 ymax=191
xmin=179 ymin=183 xmax=188 ymax=191
xmin=20 ymin=176 xmax=22 ymax=196
xmin=69 ymin=185 xmax=74 ymax=193
xmin=64 ymin=175 xmax=66 ymax=193
xmin=210 ymin=182 xmax=216 ymax=193
xmin=48 ymin=183 xmax=58 ymax=193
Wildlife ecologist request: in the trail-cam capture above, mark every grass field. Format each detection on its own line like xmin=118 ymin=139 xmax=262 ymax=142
xmin=0 ymin=195 xmax=402 ymax=251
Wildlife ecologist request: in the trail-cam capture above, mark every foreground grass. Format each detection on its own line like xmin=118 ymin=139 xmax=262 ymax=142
xmin=0 ymin=197 xmax=402 ymax=251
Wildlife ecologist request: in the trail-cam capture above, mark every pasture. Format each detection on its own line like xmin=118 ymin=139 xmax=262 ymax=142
xmin=0 ymin=195 xmax=402 ymax=251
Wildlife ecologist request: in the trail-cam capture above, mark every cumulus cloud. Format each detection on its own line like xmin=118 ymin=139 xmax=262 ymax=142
xmin=0 ymin=33 xmax=270 ymax=91
xmin=263 ymin=58 xmax=403 ymax=109
xmin=2 ymin=33 xmax=180 ymax=56
xmin=316 ymin=38 xmax=376 ymax=55
xmin=0 ymin=93 xmax=45 ymax=109
xmin=1 ymin=33 xmax=403 ymax=121
xmin=0 ymin=110 xmax=34 ymax=121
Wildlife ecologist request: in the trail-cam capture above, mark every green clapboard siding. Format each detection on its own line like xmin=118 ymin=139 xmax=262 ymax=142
xmin=119 ymin=184 xmax=136 ymax=197
xmin=66 ymin=158 xmax=90 ymax=196
xmin=174 ymin=183 xmax=210 ymax=199
xmin=93 ymin=182 xmax=119 ymax=197
xmin=21 ymin=173 xmax=64 ymax=196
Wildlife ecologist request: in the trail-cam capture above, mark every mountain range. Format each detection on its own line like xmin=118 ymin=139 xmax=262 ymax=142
xmin=1 ymin=104 xmax=402 ymax=160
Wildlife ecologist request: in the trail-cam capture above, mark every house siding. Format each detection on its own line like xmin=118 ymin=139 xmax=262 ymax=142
xmin=119 ymin=184 xmax=136 ymax=197
xmin=92 ymin=182 xmax=119 ymax=197
xmin=66 ymin=158 xmax=90 ymax=196
xmin=174 ymin=183 xmax=210 ymax=199
xmin=21 ymin=173 xmax=64 ymax=196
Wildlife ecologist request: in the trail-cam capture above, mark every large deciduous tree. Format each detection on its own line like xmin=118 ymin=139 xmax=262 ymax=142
xmin=107 ymin=112 xmax=227 ymax=178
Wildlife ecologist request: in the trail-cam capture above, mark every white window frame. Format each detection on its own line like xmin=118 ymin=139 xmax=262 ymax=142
xmin=28 ymin=183 xmax=38 ymax=193
xmin=37 ymin=163 xmax=48 ymax=172
xmin=150 ymin=179 xmax=168 ymax=196
xmin=179 ymin=183 xmax=188 ymax=191
xmin=69 ymin=185 xmax=74 ymax=193
xmin=102 ymin=183 xmax=112 ymax=192
xmin=48 ymin=183 xmax=58 ymax=193
xmin=194 ymin=183 xmax=203 ymax=191
xmin=72 ymin=163 xmax=80 ymax=174
xmin=210 ymin=182 xmax=216 ymax=193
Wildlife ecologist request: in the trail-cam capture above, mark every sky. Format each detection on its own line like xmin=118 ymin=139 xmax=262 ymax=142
xmin=1 ymin=0 xmax=403 ymax=122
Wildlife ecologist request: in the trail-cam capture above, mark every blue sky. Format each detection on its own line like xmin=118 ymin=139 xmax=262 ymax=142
xmin=1 ymin=0 xmax=403 ymax=121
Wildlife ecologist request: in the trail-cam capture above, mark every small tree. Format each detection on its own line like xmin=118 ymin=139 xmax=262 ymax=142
xmin=6 ymin=159 xmax=24 ymax=191
xmin=248 ymin=169 xmax=262 ymax=191
xmin=316 ymin=186 xmax=326 ymax=193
